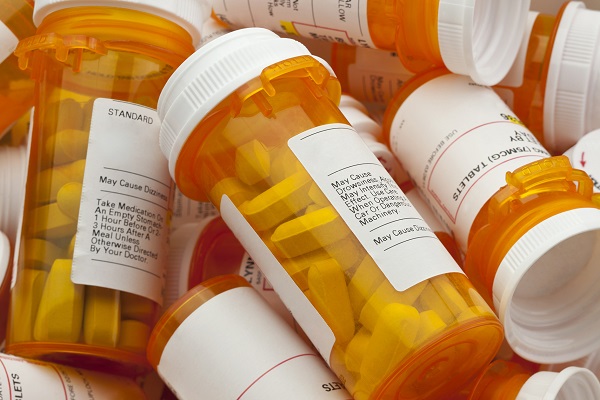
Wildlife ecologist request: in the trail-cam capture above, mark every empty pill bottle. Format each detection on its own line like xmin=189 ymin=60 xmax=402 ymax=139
xmin=542 ymin=349 xmax=600 ymax=381
xmin=210 ymin=0 xmax=530 ymax=85
xmin=494 ymin=1 xmax=600 ymax=154
xmin=5 ymin=0 xmax=208 ymax=376
xmin=167 ymin=218 xmax=296 ymax=328
xmin=0 ymin=0 xmax=35 ymax=141
xmin=0 ymin=144 xmax=27 ymax=244
xmin=338 ymin=94 xmax=463 ymax=264
xmin=0 ymin=352 xmax=147 ymax=399
xmin=464 ymin=359 xmax=600 ymax=400
xmin=158 ymin=27 xmax=504 ymax=399
xmin=148 ymin=274 xmax=353 ymax=400
xmin=563 ymin=129 xmax=600 ymax=193
xmin=383 ymin=68 xmax=600 ymax=364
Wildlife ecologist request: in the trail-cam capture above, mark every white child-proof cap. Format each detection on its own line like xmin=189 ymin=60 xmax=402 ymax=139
xmin=543 ymin=2 xmax=600 ymax=154
xmin=0 ymin=145 xmax=27 ymax=244
xmin=157 ymin=28 xmax=322 ymax=179
xmin=438 ymin=0 xmax=531 ymax=85
xmin=493 ymin=207 xmax=600 ymax=364
xmin=519 ymin=367 xmax=600 ymax=399
xmin=32 ymin=0 xmax=210 ymax=46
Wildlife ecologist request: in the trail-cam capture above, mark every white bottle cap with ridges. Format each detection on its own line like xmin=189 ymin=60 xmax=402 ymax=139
xmin=0 ymin=232 xmax=10 ymax=292
xmin=543 ymin=1 xmax=600 ymax=154
xmin=519 ymin=367 xmax=600 ymax=399
xmin=32 ymin=0 xmax=210 ymax=46
xmin=437 ymin=0 xmax=531 ymax=85
xmin=493 ymin=207 xmax=600 ymax=364
xmin=158 ymin=28 xmax=318 ymax=179
xmin=338 ymin=95 xmax=383 ymax=140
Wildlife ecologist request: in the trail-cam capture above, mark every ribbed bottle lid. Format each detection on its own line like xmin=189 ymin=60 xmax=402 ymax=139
xmin=437 ymin=0 xmax=530 ymax=85
xmin=519 ymin=367 xmax=600 ymax=399
xmin=544 ymin=1 xmax=600 ymax=154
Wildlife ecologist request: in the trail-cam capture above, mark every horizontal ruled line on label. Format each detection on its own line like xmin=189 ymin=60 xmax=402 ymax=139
xmin=91 ymin=258 xmax=161 ymax=278
xmin=100 ymin=189 xmax=167 ymax=210
xmin=103 ymin=167 xmax=171 ymax=188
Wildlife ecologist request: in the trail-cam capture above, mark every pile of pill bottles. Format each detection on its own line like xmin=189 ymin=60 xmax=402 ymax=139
xmin=1 ymin=0 xmax=600 ymax=398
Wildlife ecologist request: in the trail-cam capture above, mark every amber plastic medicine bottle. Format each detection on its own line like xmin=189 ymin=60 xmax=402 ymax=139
xmin=0 ymin=0 xmax=35 ymax=140
xmin=6 ymin=0 xmax=207 ymax=376
xmin=148 ymin=274 xmax=352 ymax=400
xmin=383 ymin=68 xmax=600 ymax=365
xmin=211 ymin=0 xmax=530 ymax=86
xmin=158 ymin=27 xmax=503 ymax=399
xmin=495 ymin=1 xmax=600 ymax=154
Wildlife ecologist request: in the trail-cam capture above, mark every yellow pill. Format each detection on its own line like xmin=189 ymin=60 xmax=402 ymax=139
xmin=235 ymin=139 xmax=271 ymax=185
xmin=307 ymin=258 xmax=355 ymax=345
xmin=10 ymin=269 xmax=47 ymax=342
xmin=415 ymin=310 xmax=447 ymax=345
xmin=359 ymin=280 xmax=427 ymax=332
xmin=67 ymin=235 xmax=76 ymax=258
xmin=430 ymin=276 xmax=470 ymax=316
xmin=22 ymin=239 xmax=64 ymax=270
xmin=359 ymin=303 xmax=420 ymax=385
xmin=121 ymin=291 xmax=157 ymax=325
xmin=348 ymin=256 xmax=385 ymax=320
xmin=269 ymin=146 xmax=301 ymax=184
xmin=271 ymin=206 xmax=351 ymax=258
xmin=30 ymin=203 xmax=78 ymax=239
xmin=456 ymin=306 xmax=494 ymax=323
xmin=345 ymin=328 xmax=371 ymax=374
xmin=83 ymin=286 xmax=120 ymax=347
xmin=36 ymin=159 xmax=86 ymax=205
xmin=56 ymin=182 xmax=83 ymax=220
xmin=418 ymin=278 xmax=469 ymax=325
xmin=9 ymin=109 xmax=31 ymax=146
xmin=45 ymin=129 xmax=89 ymax=166
xmin=240 ymin=170 xmax=312 ymax=231
xmin=308 ymin=183 xmax=330 ymax=206
xmin=34 ymin=259 xmax=84 ymax=342
xmin=52 ymin=98 xmax=85 ymax=132
xmin=208 ymin=176 xmax=256 ymax=207
xmin=324 ymin=236 xmax=362 ymax=272
xmin=303 ymin=203 xmax=322 ymax=214
xmin=118 ymin=319 xmax=151 ymax=353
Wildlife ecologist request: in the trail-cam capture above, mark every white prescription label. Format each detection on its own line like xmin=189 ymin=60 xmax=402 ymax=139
xmin=73 ymin=99 xmax=171 ymax=304
xmin=388 ymin=74 xmax=551 ymax=250
xmin=0 ymin=353 xmax=144 ymax=399
xmin=213 ymin=0 xmax=374 ymax=48
xmin=347 ymin=48 xmax=413 ymax=105
xmin=564 ymin=130 xmax=600 ymax=193
xmin=0 ymin=21 xmax=17 ymax=64
xmin=238 ymin=253 xmax=296 ymax=328
xmin=158 ymin=285 xmax=351 ymax=400
xmin=289 ymin=123 xmax=463 ymax=291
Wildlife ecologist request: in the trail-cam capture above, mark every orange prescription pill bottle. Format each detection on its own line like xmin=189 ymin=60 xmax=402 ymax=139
xmin=383 ymin=68 xmax=600 ymax=364
xmin=0 ymin=352 xmax=147 ymax=399
xmin=0 ymin=0 xmax=35 ymax=140
xmin=148 ymin=274 xmax=353 ymax=400
xmin=338 ymin=94 xmax=462 ymax=265
xmin=6 ymin=0 xmax=208 ymax=376
xmin=465 ymin=359 xmax=600 ymax=400
xmin=494 ymin=1 xmax=600 ymax=154
xmin=158 ymin=27 xmax=504 ymax=399
xmin=210 ymin=0 xmax=531 ymax=85
xmin=170 ymin=186 xmax=219 ymax=232
xmin=167 ymin=217 xmax=296 ymax=327
xmin=563 ymin=129 xmax=600 ymax=194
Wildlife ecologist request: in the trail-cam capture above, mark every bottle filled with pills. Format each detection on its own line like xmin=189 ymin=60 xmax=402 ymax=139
xmin=158 ymin=27 xmax=503 ymax=399
xmin=7 ymin=0 xmax=207 ymax=376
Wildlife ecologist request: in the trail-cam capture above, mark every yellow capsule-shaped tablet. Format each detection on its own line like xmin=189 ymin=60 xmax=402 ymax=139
xmin=308 ymin=183 xmax=330 ymax=207
xmin=36 ymin=159 xmax=86 ymax=205
xmin=347 ymin=256 xmax=385 ymax=320
xmin=271 ymin=206 xmax=351 ymax=258
xmin=415 ymin=310 xmax=447 ymax=345
xmin=240 ymin=170 xmax=312 ymax=231
xmin=83 ymin=286 xmax=120 ymax=347
xmin=359 ymin=280 xmax=427 ymax=332
xmin=208 ymin=176 xmax=256 ymax=207
xmin=269 ymin=146 xmax=302 ymax=184
xmin=10 ymin=269 xmax=47 ymax=342
xmin=418 ymin=277 xmax=469 ymax=325
xmin=30 ymin=203 xmax=78 ymax=239
xmin=359 ymin=303 xmax=420 ymax=386
xmin=56 ymin=182 xmax=83 ymax=220
xmin=345 ymin=328 xmax=371 ymax=374
xmin=235 ymin=139 xmax=271 ymax=185
xmin=45 ymin=129 xmax=89 ymax=166
xmin=34 ymin=259 xmax=84 ymax=342
xmin=51 ymin=98 xmax=85 ymax=132
xmin=121 ymin=291 xmax=157 ymax=325
xmin=307 ymin=258 xmax=355 ymax=345
xmin=118 ymin=319 xmax=151 ymax=353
